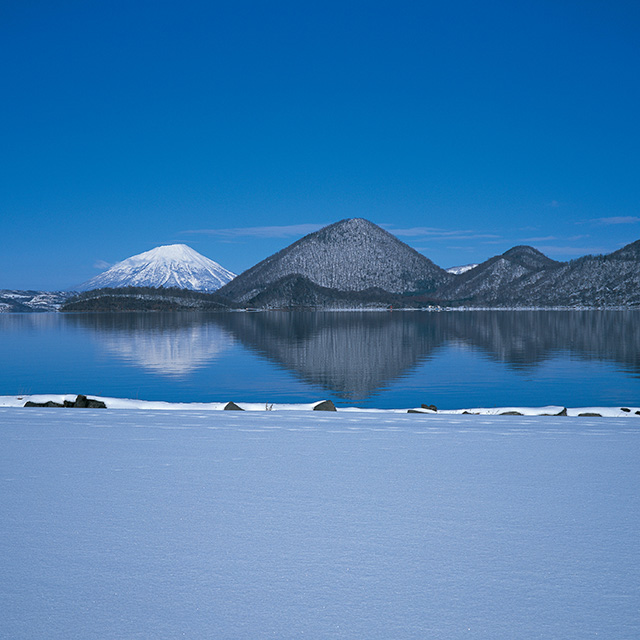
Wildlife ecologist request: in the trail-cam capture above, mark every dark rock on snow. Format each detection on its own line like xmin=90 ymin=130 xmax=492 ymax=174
xmin=24 ymin=394 xmax=106 ymax=408
xmin=540 ymin=407 xmax=568 ymax=416
xmin=313 ymin=400 xmax=337 ymax=411
xmin=24 ymin=400 xmax=65 ymax=408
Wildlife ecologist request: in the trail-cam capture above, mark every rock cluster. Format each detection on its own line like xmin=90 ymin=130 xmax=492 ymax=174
xmin=24 ymin=394 xmax=106 ymax=408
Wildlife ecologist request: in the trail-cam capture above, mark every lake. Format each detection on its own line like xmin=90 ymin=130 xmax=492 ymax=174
xmin=1 ymin=310 xmax=639 ymax=409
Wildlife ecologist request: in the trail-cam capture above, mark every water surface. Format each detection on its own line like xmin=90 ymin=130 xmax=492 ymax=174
xmin=1 ymin=310 xmax=638 ymax=408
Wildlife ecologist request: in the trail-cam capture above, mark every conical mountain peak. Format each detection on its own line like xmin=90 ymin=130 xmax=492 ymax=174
xmin=218 ymin=218 xmax=452 ymax=304
xmin=501 ymin=245 xmax=560 ymax=270
xmin=78 ymin=244 xmax=236 ymax=292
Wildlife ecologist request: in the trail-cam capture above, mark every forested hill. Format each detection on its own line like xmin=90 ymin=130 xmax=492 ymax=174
xmin=60 ymin=287 xmax=236 ymax=312
xmin=217 ymin=218 xmax=454 ymax=303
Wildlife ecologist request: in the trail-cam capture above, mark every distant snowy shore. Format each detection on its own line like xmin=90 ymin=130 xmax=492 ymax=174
xmin=1 ymin=394 xmax=638 ymax=418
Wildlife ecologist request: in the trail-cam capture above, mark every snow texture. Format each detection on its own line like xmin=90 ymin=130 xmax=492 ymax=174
xmin=77 ymin=244 xmax=236 ymax=292
xmin=0 ymin=290 xmax=72 ymax=312
xmin=0 ymin=407 xmax=638 ymax=639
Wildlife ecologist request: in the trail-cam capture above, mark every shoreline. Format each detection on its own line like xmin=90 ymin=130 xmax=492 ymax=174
xmin=1 ymin=394 xmax=638 ymax=418
xmin=4 ymin=306 xmax=640 ymax=314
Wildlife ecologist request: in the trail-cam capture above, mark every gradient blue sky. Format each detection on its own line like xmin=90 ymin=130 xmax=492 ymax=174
xmin=2 ymin=0 xmax=639 ymax=289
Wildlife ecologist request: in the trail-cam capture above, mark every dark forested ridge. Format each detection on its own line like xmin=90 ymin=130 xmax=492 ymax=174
xmin=218 ymin=221 xmax=640 ymax=309
xmin=60 ymin=287 xmax=236 ymax=312
xmin=434 ymin=242 xmax=640 ymax=308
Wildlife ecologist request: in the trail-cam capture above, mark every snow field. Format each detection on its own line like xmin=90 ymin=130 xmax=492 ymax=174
xmin=0 ymin=408 xmax=638 ymax=639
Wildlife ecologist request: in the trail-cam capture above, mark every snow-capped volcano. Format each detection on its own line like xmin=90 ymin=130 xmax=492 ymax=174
xmin=78 ymin=244 xmax=236 ymax=292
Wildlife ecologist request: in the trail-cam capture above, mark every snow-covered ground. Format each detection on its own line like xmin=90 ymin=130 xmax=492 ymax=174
xmin=1 ymin=406 xmax=638 ymax=638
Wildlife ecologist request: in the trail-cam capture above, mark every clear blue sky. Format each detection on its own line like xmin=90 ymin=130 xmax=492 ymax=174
xmin=1 ymin=0 xmax=639 ymax=289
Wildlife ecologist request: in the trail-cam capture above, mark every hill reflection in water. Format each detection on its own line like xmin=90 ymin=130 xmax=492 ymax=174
xmin=60 ymin=310 xmax=640 ymax=404
xmin=212 ymin=312 xmax=448 ymax=400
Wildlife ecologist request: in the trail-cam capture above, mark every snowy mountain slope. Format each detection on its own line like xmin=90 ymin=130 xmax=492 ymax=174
xmin=497 ymin=243 xmax=640 ymax=307
xmin=435 ymin=246 xmax=562 ymax=304
xmin=435 ymin=240 xmax=640 ymax=307
xmin=0 ymin=290 xmax=73 ymax=312
xmin=78 ymin=244 xmax=236 ymax=292
xmin=218 ymin=218 xmax=453 ymax=304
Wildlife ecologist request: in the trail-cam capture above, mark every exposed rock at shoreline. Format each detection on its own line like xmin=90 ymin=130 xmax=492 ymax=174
xmin=24 ymin=394 xmax=106 ymax=408
xmin=7 ymin=394 xmax=638 ymax=418
xmin=313 ymin=400 xmax=337 ymax=411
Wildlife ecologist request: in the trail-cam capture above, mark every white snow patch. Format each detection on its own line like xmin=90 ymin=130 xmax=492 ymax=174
xmin=446 ymin=263 xmax=479 ymax=275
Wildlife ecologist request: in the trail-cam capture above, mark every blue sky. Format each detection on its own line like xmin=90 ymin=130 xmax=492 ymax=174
xmin=1 ymin=0 xmax=639 ymax=289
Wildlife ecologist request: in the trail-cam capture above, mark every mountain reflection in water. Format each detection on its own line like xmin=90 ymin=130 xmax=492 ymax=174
xmin=62 ymin=310 xmax=640 ymax=401
xmin=63 ymin=313 xmax=236 ymax=376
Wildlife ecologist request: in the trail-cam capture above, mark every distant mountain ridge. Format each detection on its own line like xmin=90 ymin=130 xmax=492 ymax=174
xmin=435 ymin=246 xmax=562 ymax=305
xmin=0 ymin=290 xmax=72 ymax=312
xmin=217 ymin=225 xmax=640 ymax=308
xmin=9 ymin=220 xmax=640 ymax=312
xmin=78 ymin=244 xmax=235 ymax=292
xmin=493 ymin=246 xmax=640 ymax=308
xmin=433 ymin=242 xmax=640 ymax=308
xmin=218 ymin=218 xmax=453 ymax=303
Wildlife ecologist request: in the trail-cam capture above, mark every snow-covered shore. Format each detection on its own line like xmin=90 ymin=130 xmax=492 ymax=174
xmin=1 ymin=393 xmax=638 ymax=418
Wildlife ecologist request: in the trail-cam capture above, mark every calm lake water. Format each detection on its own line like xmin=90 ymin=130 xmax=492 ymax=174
xmin=1 ymin=310 xmax=639 ymax=409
